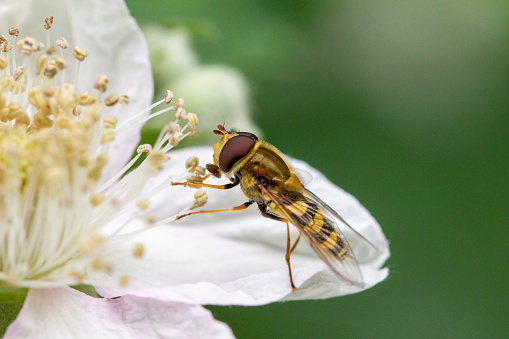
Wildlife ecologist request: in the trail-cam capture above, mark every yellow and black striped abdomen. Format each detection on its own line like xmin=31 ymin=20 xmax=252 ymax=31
xmin=280 ymin=193 xmax=350 ymax=261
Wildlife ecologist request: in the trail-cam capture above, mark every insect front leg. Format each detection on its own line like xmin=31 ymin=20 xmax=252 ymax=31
xmin=171 ymin=168 xmax=239 ymax=190
xmin=258 ymin=203 xmax=298 ymax=291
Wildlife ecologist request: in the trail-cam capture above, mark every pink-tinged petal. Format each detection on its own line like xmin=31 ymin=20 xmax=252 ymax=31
xmin=0 ymin=0 xmax=153 ymax=177
xmin=5 ymin=286 xmax=234 ymax=339
xmin=96 ymin=147 xmax=389 ymax=305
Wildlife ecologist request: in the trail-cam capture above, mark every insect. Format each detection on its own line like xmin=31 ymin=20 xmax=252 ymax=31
xmin=172 ymin=124 xmax=375 ymax=290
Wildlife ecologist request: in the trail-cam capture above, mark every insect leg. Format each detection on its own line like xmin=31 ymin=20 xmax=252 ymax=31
xmin=176 ymin=201 xmax=254 ymax=220
xmin=258 ymin=204 xmax=298 ymax=291
xmin=171 ymin=174 xmax=239 ymax=190
xmin=289 ymin=233 xmax=301 ymax=255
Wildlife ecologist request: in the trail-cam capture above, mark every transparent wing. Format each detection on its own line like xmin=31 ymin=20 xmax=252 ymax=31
xmin=260 ymin=185 xmax=364 ymax=288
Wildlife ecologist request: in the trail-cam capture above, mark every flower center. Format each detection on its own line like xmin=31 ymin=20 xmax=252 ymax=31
xmin=0 ymin=18 xmax=203 ymax=288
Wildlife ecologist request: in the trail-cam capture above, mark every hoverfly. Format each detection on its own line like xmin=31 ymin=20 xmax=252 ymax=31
xmin=172 ymin=124 xmax=375 ymax=290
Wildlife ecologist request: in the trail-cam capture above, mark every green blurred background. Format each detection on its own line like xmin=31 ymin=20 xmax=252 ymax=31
xmin=125 ymin=1 xmax=508 ymax=337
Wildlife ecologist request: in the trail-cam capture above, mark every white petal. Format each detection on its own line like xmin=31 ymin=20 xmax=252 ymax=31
xmin=96 ymin=146 xmax=389 ymax=305
xmin=4 ymin=286 xmax=234 ymax=339
xmin=0 ymin=0 xmax=153 ymax=177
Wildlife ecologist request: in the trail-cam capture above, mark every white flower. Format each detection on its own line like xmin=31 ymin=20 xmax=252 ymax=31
xmin=0 ymin=0 xmax=232 ymax=337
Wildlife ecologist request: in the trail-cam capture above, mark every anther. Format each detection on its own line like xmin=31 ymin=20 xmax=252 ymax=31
xmin=53 ymin=55 xmax=67 ymax=70
xmin=118 ymin=94 xmax=130 ymax=105
xmin=93 ymin=74 xmax=109 ymax=93
xmin=193 ymin=166 xmax=206 ymax=176
xmin=169 ymin=131 xmax=183 ymax=146
xmin=100 ymin=130 xmax=116 ymax=144
xmin=102 ymin=115 xmax=118 ymax=129
xmin=56 ymin=37 xmax=68 ymax=49
xmin=46 ymin=45 xmax=56 ymax=55
xmin=191 ymin=190 xmax=208 ymax=210
xmin=72 ymin=46 xmax=88 ymax=62
xmin=1 ymin=42 xmax=13 ymax=53
xmin=72 ymin=106 xmax=81 ymax=116
xmin=164 ymin=122 xmax=181 ymax=134
xmin=132 ymin=243 xmax=145 ymax=257
xmin=187 ymin=112 xmax=199 ymax=137
xmin=119 ymin=275 xmax=131 ymax=287
xmin=104 ymin=93 xmax=119 ymax=106
xmin=44 ymin=16 xmax=54 ymax=30
xmin=185 ymin=156 xmax=199 ymax=171
xmin=137 ymin=199 xmax=150 ymax=210
xmin=137 ymin=144 xmax=152 ymax=154
xmin=0 ymin=57 xmax=7 ymax=70
xmin=35 ymin=54 xmax=48 ymax=72
xmin=8 ymin=28 xmax=19 ymax=37
xmin=13 ymin=67 xmax=25 ymax=81
xmin=165 ymin=90 xmax=174 ymax=104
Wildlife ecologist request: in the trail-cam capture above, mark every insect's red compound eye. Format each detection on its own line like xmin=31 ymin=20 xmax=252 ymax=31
xmin=219 ymin=135 xmax=256 ymax=172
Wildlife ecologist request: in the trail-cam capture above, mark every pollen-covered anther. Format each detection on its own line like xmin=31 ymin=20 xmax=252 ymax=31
xmin=187 ymin=112 xmax=199 ymax=137
xmin=186 ymin=175 xmax=204 ymax=186
xmin=147 ymin=150 xmax=170 ymax=172
xmin=102 ymin=115 xmax=118 ymax=129
xmin=185 ymin=156 xmax=199 ymax=172
xmin=14 ymin=113 xmax=30 ymax=129
xmin=33 ymin=112 xmax=53 ymax=128
xmin=137 ymin=199 xmax=150 ymax=210
xmin=0 ymin=75 xmax=13 ymax=92
xmin=72 ymin=106 xmax=81 ymax=116
xmin=46 ymin=45 xmax=56 ymax=55
xmin=175 ymin=107 xmax=187 ymax=121
xmin=0 ymin=57 xmax=7 ymax=70
xmin=191 ymin=190 xmax=208 ymax=210
xmin=53 ymin=54 xmax=67 ymax=69
xmin=118 ymin=94 xmax=130 ymax=105
xmin=8 ymin=28 xmax=19 ymax=37
xmin=1 ymin=42 xmax=13 ymax=53
xmin=169 ymin=131 xmax=184 ymax=146
xmin=72 ymin=46 xmax=88 ymax=62
xmin=35 ymin=54 xmax=48 ymax=72
xmin=44 ymin=16 xmax=54 ymax=30
xmin=90 ymin=193 xmax=106 ymax=206
xmin=119 ymin=275 xmax=131 ymax=287
xmin=100 ymin=130 xmax=116 ymax=144
xmin=137 ymin=144 xmax=152 ymax=154
xmin=164 ymin=122 xmax=181 ymax=134
xmin=132 ymin=243 xmax=145 ymax=257
xmin=93 ymin=74 xmax=109 ymax=93
xmin=79 ymin=92 xmax=96 ymax=106
xmin=6 ymin=103 xmax=26 ymax=121
xmin=0 ymin=36 xmax=6 ymax=43
xmin=104 ymin=93 xmax=119 ymax=106
xmin=31 ymin=42 xmax=44 ymax=53
xmin=56 ymin=37 xmax=68 ymax=49
xmin=193 ymin=166 xmax=206 ymax=176
xmin=164 ymin=90 xmax=173 ymax=104
xmin=13 ymin=67 xmax=25 ymax=82
xmin=43 ymin=63 xmax=58 ymax=78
